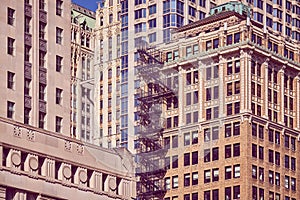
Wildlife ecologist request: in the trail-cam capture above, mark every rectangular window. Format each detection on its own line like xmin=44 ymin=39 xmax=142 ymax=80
xmin=172 ymin=155 xmax=178 ymax=168
xmin=39 ymin=84 xmax=46 ymax=101
xmin=56 ymin=0 xmax=63 ymax=16
xmin=184 ymin=173 xmax=190 ymax=187
xmin=192 ymin=131 xmax=198 ymax=144
xmin=24 ymin=79 xmax=31 ymax=96
xmin=204 ymin=170 xmax=211 ymax=183
xmin=225 ymin=166 xmax=232 ymax=179
xmin=192 ymin=172 xmax=198 ymax=185
xmin=55 ymin=116 xmax=62 ymax=133
xmin=7 ymin=71 xmax=15 ymax=89
xmin=184 ymin=133 xmax=190 ymax=146
xmin=212 ymin=147 xmax=219 ymax=161
xmin=212 ymin=168 xmax=219 ymax=182
xmin=56 ymin=27 xmax=63 ymax=44
xmin=56 ymin=55 xmax=63 ymax=72
xmin=204 ymin=149 xmax=210 ymax=162
xmin=172 ymin=176 xmax=178 ymax=188
xmin=192 ymin=151 xmax=198 ymax=165
xmin=7 ymin=7 xmax=15 ymax=26
xmin=7 ymin=101 xmax=15 ymax=119
xmin=184 ymin=153 xmax=190 ymax=166
xmin=225 ymin=145 xmax=231 ymax=158
xmin=225 ymin=124 xmax=231 ymax=137
xmin=39 ymin=112 xmax=45 ymax=128
xmin=233 ymin=143 xmax=240 ymax=157
xmin=7 ymin=37 xmax=15 ymax=55
xmin=56 ymin=88 xmax=62 ymax=105
xmin=234 ymin=165 xmax=240 ymax=178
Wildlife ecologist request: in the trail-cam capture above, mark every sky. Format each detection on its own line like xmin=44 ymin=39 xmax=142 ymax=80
xmin=72 ymin=0 xmax=99 ymax=11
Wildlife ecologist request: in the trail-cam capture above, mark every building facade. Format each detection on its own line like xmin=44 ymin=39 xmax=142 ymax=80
xmin=70 ymin=3 xmax=96 ymax=143
xmin=0 ymin=0 xmax=71 ymax=135
xmin=0 ymin=117 xmax=136 ymax=200
xmin=0 ymin=1 xmax=136 ymax=199
xmin=146 ymin=2 xmax=300 ymax=199
xmin=93 ymin=0 xmax=300 ymax=153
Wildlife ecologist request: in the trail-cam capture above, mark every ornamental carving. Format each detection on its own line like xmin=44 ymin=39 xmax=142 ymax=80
xmin=13 ymin=126 xmax=22 ymax=138
xmin=65 ymin=140 xmax=72 ymax=151
xmin=27 ymin=130 xmax=35 ymax=141
xmin=63 ymin=165 xmax=72 ymax=179
xmin=11 ymin=151 xmax=21 ymax=166
xmin=29 ymin=156 xmax=38 ymax=170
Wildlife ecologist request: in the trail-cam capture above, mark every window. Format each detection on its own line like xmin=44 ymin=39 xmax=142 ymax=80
xmin=225 ymin=166 xmax=232 ymax=179
xmin=275 ymin=152 xmax=280 ymax=165
xmin=212 ymin=168 xmax=219 ymax=182
xmin=259 ymin=146 xmax=264 ymax=160
xmin=55 ymin=55 xmax=63 ymax=72
xmin=39 ymin=84 xmax=46 ymax=101
xmin=227 ymin=83 xmax=232 ymax=96
xmin=268 ymin=149 xmax=274 ymax=163
xmin=7 ymin=37 xmax=15 ymax=55
xmin=233 ymin=122 xmax=240 ymax=136
xmin=233 ymin=186 xmax=240 ymax=199
xmin=56 ymin=0 xmax=63 ymax=16
xmin=7 ymin=7 xmax=15 ymax=26
xmin=212 ymin=126 xmax=219 ymax=140
xmin=204 ymin=149 xmax=210 ymax=162
xmin=149 ymin=18 xmax=156 ymax=29
xmin=55 ymin=116 xmax=62 ymax=133
xmin=252 ymin=165 xmax=257 ymax=179
xmin=149 ymin=4 xmax=156 ymax=15
xmin=184 ymin=194 xmax=190 ymax=200
xmin=39 ymin=0 xmax=45 ymax=10
xmin=252 ymin=144 xmax=257 ymax=158
xmin=275 ymin=131 xmax=280 ymax=144
xmin=24 ymin=79 xmax=31 ymax=95
xmin=225 ymin=145 xmax=231 ymax=158
xmin=39 ymin=112 xmax=45 ymax=129
xmin=192 ymin=131 xmax=198 ymax=144
xmin=172 ymin=176 xmax=178 ymax=188
xmin=259 ymin=167 xmax=264 ymax=181
xmin=225 ymin=187 xmax=231 ymax=200
xmin=233 ymin=143 xmax=240 ymax=157
xmin=285 ymin=176 xmax=289 ymax=189
xmin=55 ymin=88 xmax=62 ymax=105
xmin=192 ymin=172 xmax=198 ymax=185
xmin=7 ymin=71 xmax=15 ymax=89
xmin=172 ymin=155 xmax=178 ymax=168
xmin=204 ymin=170 xmax=211 ymax=183
xmin=172 ymin=135 xmax=178 ymax=148
xmin=212 ymin=147 xmax=219 ymax=161
xmin=291 ymin=157 xmax=296 ymax=171
xmin=204 ymin=191 xmax=210 ymax=200
xmin=184 ymin=173 xmax=190 ymax=187
xmin=184 ymin=153 xmax=190 ymax=166
xmin=192 ymin=151 xmax=198 ymax=165
xmin=291 ymin=177 xmax=296 ymax=191
xmin=39 ymin=22 xmax=46 ymax=39
xmin=269 ymin=170 xmax=274 ymax=184
xmin=206 ymin=108 xmax=212 ymax=120
xmin=234 ymin=165 xmax=240 ymax=178
xmin=275 ymin=172 xmax=280 ymax=186
xmin=24 ymin=108 xmax=30 ymax=124
xmin=56 ymin=27 xmax=63 ymax=44
xmin=225 ymin=124 xmax=231 ymax=137
xmin=7 ymin=101 xmax=15 ymax=119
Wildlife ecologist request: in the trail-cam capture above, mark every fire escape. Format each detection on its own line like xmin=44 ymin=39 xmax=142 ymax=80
xmin=136 ymin=48 xmax=178 ymax=200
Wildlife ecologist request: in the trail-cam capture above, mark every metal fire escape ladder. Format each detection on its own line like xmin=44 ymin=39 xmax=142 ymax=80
xmin=136 ymin=48 xmax=177 ymax=200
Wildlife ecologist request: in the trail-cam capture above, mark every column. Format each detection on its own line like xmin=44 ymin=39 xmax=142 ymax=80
xmin=263 ymin=58 xmax=269 ymax=119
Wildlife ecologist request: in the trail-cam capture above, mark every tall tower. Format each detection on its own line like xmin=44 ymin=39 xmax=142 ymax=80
xmin=70 ymin=3 xmax=96 ymax=143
